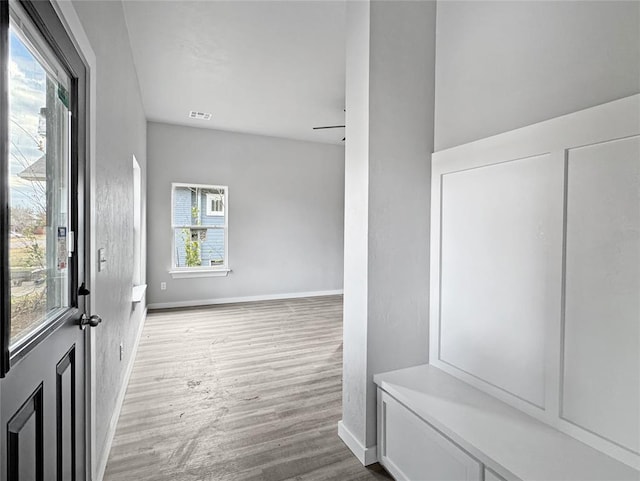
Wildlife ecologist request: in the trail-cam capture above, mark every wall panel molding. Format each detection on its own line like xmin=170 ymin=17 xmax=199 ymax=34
xmin=429 ymin=94 xmax=640 ymax=470
xmin=560 ymin=135 xmax=640 ymax=455
xmin=438 ymin=153 xmax=560 ymax=409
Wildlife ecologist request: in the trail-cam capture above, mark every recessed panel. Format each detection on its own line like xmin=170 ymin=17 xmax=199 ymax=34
xmin=7 ymin=385 xmax=43 ymax=481
xmin=56 ymin=347 xmax=76 ymax=481
xmin=381 ymin=392 xmax=482 ymax=480
xmin=562 ymin=136 xmax=640 ymax=453
xmin=16 ymin=416 xmax=37 ymax=480
xmin=439 ymin=154 xmax=562 ymax=407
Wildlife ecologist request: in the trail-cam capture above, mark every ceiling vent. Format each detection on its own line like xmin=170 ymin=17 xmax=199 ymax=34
xmin=189 ymin=111 xmax=212 ymax=120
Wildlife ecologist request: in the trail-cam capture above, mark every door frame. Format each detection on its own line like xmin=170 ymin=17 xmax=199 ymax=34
xmin=0 ymin=0 xmax=10 ymax=378
xmin=45 ymin=2 xmax=98 ymax=480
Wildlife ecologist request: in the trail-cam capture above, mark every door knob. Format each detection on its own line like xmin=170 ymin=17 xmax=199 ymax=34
xmin=79 ymin=314 xmax=102 ymax=330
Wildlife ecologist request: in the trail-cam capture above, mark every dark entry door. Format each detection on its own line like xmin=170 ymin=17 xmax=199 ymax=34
xmin=0 ymin=1 xmax=93 ymax=479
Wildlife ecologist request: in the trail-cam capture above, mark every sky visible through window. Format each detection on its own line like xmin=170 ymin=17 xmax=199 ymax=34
xmin=9 ymin=27 xmax=47 ymax=209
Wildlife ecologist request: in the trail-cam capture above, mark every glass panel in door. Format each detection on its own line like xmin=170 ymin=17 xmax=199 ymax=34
xmin=8 ymin=21 xmax=71 ymax=346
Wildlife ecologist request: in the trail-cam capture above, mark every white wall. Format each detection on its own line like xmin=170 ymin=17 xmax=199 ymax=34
xmin=146 ymin=122 xmax=345 ymax=307
xmin=428 ymin=94 xmax=640 ymax=470
xmin=70 ymin=0 xmax=147 ymax=474
xmin=434 ymin=0 xmax=640 ymax=150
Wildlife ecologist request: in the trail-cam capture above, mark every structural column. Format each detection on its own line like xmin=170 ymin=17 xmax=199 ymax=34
xmin=339 ymin=0 xmax=437 ymax=465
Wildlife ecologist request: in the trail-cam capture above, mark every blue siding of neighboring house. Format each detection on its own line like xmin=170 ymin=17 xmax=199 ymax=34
xmin=173 ymin=186 xmax=225 ymax=267
xmin=173 ymin=187 xmax=192 ymax=225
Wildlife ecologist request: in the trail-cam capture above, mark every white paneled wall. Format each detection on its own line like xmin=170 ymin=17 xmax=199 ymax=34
xmin=562 ymin=136 xmax=640 ymax=454
xmin=440 ymin=153 xmax=562 ymax=408
xmin=429 ymin=94 xmax=640 ymax=469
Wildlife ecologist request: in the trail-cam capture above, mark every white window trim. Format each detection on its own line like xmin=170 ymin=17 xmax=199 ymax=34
xmin=169 ymin=268 xmax=230 ymax=279
xmin=170 ymin=182 xmax=229 ymax=275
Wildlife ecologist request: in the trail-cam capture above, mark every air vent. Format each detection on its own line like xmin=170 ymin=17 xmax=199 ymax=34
xmin=189 ymin=111 xmax=212 ymax=120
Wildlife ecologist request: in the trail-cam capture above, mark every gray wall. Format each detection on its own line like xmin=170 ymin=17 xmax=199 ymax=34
xmin=342 ymin=0 xmax=435 ymax=455
xmin=71 ymin=0 xmax=147 ymax=466
xmin=434 ymin=0 xmax=640 ymax=151
xmin=146 ymin=122 xmax=345 ymax=307
xmin=366 ymin=0 xmax=434 ymax=445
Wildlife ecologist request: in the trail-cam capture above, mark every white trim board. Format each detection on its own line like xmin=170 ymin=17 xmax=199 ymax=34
xmin=95 ymin=307 xmax=148 ymax=481
xmin=147 ymin=289 xmax=344 ymax=310
xmin=338 ymin=421 xmax=378 ymax=466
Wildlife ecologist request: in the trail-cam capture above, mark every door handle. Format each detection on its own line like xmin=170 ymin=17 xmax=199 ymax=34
xmin=79 ymin=314 xmax=102 ymax=330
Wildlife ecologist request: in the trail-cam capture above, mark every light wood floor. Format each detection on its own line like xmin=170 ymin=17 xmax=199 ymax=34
xmin=104 ymin=295 xmax=392 ymax=481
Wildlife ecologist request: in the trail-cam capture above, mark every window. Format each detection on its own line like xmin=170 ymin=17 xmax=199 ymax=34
xmin=6 ymin=8 xmax=73 ymax=349
xmin=206 ymin=192 xmax=224 ymax=216
xmin=170 ymin=183 xmax=229 ymax=278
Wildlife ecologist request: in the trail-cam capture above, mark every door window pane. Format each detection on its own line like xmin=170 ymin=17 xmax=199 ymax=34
xmin=8 ymin=22 xmax=71 ymax=345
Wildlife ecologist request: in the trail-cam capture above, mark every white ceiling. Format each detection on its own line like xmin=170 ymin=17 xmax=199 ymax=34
xmin=122 ymin=1 xmax=346 ymax=145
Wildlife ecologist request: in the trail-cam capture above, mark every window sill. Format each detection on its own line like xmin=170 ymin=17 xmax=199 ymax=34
xmin=169 ymin=268 xmax=231 ymax=279
xmin=132 ymin=284 xmax=147 ymax=303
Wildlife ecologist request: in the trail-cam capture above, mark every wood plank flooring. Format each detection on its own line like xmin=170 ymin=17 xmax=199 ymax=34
xmin=103 ymin=295 xmax=392 ymax=481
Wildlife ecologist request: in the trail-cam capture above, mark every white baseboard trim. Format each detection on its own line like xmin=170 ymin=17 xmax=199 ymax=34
xmin=147 ymin=289 xmax=344 ymax=310
xmin=338 ymin=420 xmax=378 ymax=466
xmin=95 ymin=306 xmax=148 ymax=481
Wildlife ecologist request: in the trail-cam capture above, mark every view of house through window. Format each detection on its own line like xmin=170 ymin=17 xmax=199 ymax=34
xmin=172 ymin=183 xmax=227 ymax=269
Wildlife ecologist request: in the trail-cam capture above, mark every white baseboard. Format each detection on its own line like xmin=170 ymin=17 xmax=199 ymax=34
xmin=95 ymin=306 xmax=147 ymax=481
xmin=147 ymin=289 xmax=344 ymax=310
xmin=338 ymin=420 xmax=378 ymax=466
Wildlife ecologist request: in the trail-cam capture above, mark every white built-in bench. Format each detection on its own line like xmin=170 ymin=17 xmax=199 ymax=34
xmin=375 ymin=364 xmax=640 ymax=481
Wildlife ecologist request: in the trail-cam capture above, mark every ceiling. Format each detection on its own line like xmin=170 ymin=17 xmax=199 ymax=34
xmin=122 ymin=1 xmax=346 ymax=145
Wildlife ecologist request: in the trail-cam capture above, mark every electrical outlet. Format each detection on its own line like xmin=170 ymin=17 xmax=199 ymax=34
xmin=160 ymin=282 xmax=167 ymax=290
xmin=119 ymin=343 xmax=124 ymax=361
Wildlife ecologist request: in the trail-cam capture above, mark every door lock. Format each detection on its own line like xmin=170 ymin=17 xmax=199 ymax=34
xmin=79 ymin=313 xmax=102 ymax=330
